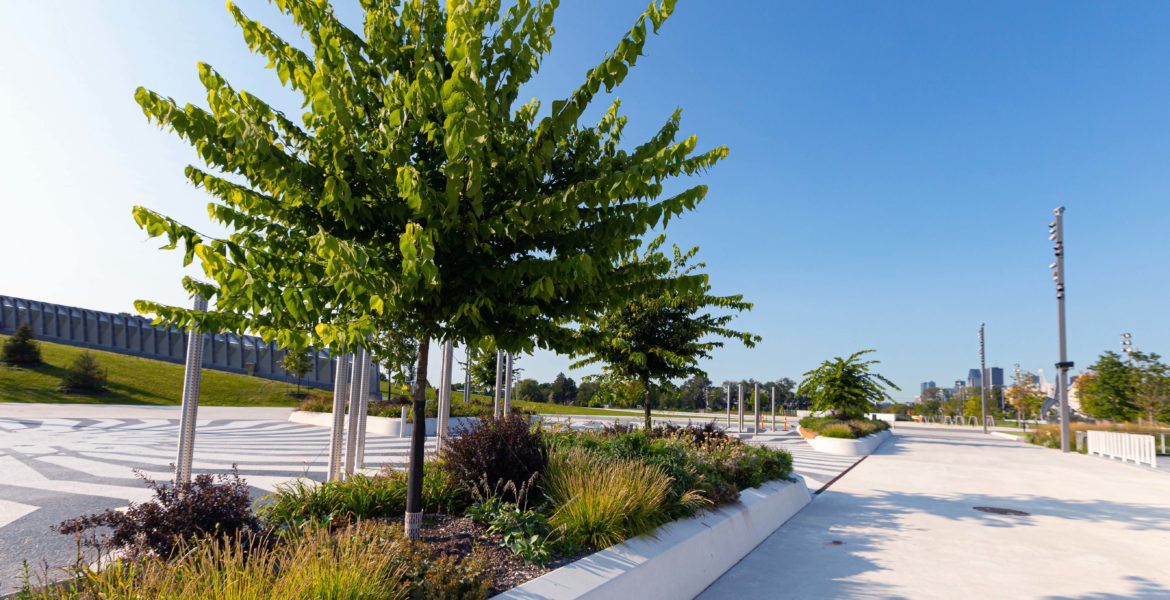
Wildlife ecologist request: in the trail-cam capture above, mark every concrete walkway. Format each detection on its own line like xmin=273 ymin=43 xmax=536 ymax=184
xmin=699 ymin=425 xmax=1170 ymax=599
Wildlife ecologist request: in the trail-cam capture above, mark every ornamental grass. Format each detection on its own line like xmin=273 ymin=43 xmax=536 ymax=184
xmin=541 ymin=447 xmax=672 ymax=551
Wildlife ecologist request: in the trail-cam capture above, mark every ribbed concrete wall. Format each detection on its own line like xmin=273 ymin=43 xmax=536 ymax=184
xmin=0 ymin=294 xmax=380 ymax=396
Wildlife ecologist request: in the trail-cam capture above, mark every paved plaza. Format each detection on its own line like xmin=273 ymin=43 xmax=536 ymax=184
xmin=700 ymin=425 xmax=1170 ymax=599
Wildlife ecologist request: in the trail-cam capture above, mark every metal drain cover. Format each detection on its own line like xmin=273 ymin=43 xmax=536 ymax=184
xmin=973 ymin=506 xmax=1030 ymax=516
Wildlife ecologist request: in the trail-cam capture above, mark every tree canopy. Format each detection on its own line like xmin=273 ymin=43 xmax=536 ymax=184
xmin=797 ymin=350 xmax=898 ymax=420
xmin=131 ymin=0 xmax=723 ymax=538
xmin=571 ymin=241 xmax=759 ymax=428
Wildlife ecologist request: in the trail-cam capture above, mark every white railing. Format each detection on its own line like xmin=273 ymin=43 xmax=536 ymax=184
xmin=1087 ymin=430 xmax=1157 ymax=468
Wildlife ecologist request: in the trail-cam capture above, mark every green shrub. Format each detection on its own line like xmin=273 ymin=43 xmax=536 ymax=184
xmin=258 ymin=464 xmax=467 ymax=531
xmin=542 ymin=447 xmax=671 ymax=551
xmin=61 ymin=351 xmax=107 ymax=394
xmin=800 ymin=416 xmax=890 ymax=439
xmin=2 ymin=324 xmax=41 ymax=366
xmin=466 ymin=497 xmax=553 ymax=566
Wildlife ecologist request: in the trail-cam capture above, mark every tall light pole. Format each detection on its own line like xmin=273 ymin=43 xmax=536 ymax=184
xmin=175 ymin=294 xmax=207 ymax=485
xmin=463 ymin=345 xmax=472 ymax=404
xmin=725 ymin=383 xmax=731 ymax=429
xmin=979 ymin=324 xmax=989 ymax=434
xmin=492 ymin=349 xmax=503 ymax=417
xmin=737 ymin=382 xmax=745 ymax=432
xmin=1049 ymin=207 xmax=1073 ymax=452
xmin=753 ymin=382 xmax=760 ymax=433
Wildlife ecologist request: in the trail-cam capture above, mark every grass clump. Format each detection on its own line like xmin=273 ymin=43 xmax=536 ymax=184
xmin=22 ymin=523 xmax=491 ymax=600
xmin=800 ymin=416 xmax=890 ymax=439
xmin=542 ymin=446 xmax=671 ymax=551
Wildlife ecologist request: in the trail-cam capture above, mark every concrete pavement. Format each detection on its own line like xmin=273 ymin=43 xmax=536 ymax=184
xmin=699 ymin=424 xmax=1170 ymax=599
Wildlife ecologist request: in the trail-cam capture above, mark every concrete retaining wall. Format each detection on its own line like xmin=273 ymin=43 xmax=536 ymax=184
xmin=496 ymin=477 xmax=812 ymax=600
xmin=801 ymin=427 xmax=892 ymax=456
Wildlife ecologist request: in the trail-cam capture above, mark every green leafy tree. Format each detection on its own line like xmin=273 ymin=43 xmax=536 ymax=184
xmin=1004 ymin=371 xmax=1044 ymax=421
xmin=1079 ymin=351 xmax=1138 ymax=421
xmin=678 ymin=375 xmax=711 ymax=409
xmin=2 ymin=324 xmax=42 ymax=366
xmin=130 ymin=0 xmax=718 ymax=538
xmin=515 ymin=378 xmax=541 ymax=403
xmin=279 ymin=350 xmax=313 ymax=394
xmin=572 ymin=242 xmax=759 ymax=429
xmin=797 ymin=350 xmax=898 ymax=420
xmin=577 ymin=380 xmax=601 ymax=406
xmin=1128 ymin=351 xmax=1170 ymax=425
xmin=548 ymin=372 xmax=577 ymax=404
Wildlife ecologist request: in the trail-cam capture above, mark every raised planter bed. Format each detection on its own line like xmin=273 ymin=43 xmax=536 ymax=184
xmin=288 ymin=410 xmax=477 ymax=437
xmin=494 ymin=476 xmax=812 ymax=600
xmin=799 ymin=426 xmax=892 ymax=457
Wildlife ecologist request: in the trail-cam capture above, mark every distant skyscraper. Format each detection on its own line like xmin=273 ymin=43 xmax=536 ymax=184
xmin=967 ymin=369 xmax=982 ymax=388
xmin=920 ymin=381 xmax=937 ymax=395
xmin=985 ymin=367 xmax=1004 ymax=388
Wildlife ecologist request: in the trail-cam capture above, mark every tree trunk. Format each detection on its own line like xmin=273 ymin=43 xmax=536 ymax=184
xmin=643 ymin=378 xmax=652 ymax=431
xmin=405 ymin=335 xmax=430 ymax=541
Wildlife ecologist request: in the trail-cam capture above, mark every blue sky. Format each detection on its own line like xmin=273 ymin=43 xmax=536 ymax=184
xmin=2 ymin=1 xmax=1168 ymax=401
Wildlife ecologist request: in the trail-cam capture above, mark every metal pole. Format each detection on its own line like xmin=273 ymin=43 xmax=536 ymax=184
xmin=327 ymin=352 xmax=350 ymax=482
xmin=344 ymin=346 xmax=365 ymax=476
xmin=493 ymin=349 xmax=503 ymax=418
xmin=439 ymin=341 xmax=454 ymax=446
xmin=753 ymin=382 xmax=760 ymax=434
xmin=979 ymin=324 xmax=989 ymax=434
xmin=725 ymin=384 xmax=731 ymax=429
xmin=503 ymin=352 xmax=514 ymax=415
xmin=463 ymin=345 xmax=472 ymax=404
xmin=355 ymin=351 xmax=371 ymax=469
xmin=1050 ymin=207 xmax=1073 ymax=452
xmin=770 ymin=385 xmax=776 ymax=433
xmin=174 ymin=294 xmax=207 ymax=485
xmin=737 ymin=382 xmax=745 ymax=432
xmin=434 ymin=343 xmax=447 ymax=449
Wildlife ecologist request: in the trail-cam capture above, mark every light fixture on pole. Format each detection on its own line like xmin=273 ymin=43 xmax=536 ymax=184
xmin=1122 ymin=332 xmax=1133 ymax=355
xmin=979 ymin=323 xmax=989 ymax=434
xmin=1049 ymin=207 xmax=1073 ymax=452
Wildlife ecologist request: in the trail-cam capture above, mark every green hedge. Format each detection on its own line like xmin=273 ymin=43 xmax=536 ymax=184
xmin=799 ymin=416 xmax=890 ymax=439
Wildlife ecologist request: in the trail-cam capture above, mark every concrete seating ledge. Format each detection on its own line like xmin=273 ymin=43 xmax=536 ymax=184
xmin=800 ymin=427 xmax=892 ymax=457
xmin=494 ymin=476 xmax=812 ymax=600
xmin=288 ymin=410 xmax=477 ymax=437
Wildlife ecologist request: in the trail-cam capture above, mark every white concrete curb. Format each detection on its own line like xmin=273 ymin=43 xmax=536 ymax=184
xmin=494 ymin=476 xmax=812 ymax=600
xmin=800 ymin=427 xmax=892 ymax=456
xmin=990 ymin=431 xmax=1024 ymax=442
xmin=288 ymin=410 xmax=476 ymax=437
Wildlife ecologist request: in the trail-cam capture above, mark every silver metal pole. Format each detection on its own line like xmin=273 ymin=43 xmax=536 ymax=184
xmin=327 ymin=352 xmax=351 ymax=482
xmin=503 ymin=352 xmax=514 ymax=415
xmin=979 ymin=324 xmax=989 ymax=434
xmin=725 ymin=384 xmax=731 ymax=429
xmin=1050 ymin=207 xmax=1072 ymax=452
xmin=174 ymin=294 xmax=208 ymax=485
xmin=344 ymin=347 xmax=366 ymax=476
xmin=438 ymin=340 xmax=454 ymax=448
xmin=354 ymin=351 xmax=371 ymax=469
xmin=493 ymin=349 xmax=503 ymax=418
xmin=753 ymin=382 xmax=760 ymax=434
xmin=770 ymin=385 xmax=776 ymax=432
xmin=737 ymin=382 xmax=744 ymax=432
xmin=463 ymin=345 xmax=472 ymax=404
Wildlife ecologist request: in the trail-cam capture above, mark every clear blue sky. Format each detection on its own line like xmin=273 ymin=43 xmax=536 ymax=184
xmin=2 ymin=1 xmax=1168 ymax=401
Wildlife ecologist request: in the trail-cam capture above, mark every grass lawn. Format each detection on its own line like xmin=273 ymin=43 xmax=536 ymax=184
xmin=0 ymin=335 xmax=313 ymax=406
xmin=378 ymin=380 xmax=677 ymax=418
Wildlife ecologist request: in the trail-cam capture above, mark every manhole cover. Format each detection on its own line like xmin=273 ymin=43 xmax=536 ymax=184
xmin=973 ymin=506 xmax=1030 ymax=516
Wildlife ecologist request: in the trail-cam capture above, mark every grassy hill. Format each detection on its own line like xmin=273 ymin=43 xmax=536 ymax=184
xmin=0 ymin=335 xmax=651 ymax=417
xmin=0 ymin=335 xmax=312 ymax=406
